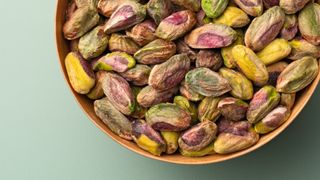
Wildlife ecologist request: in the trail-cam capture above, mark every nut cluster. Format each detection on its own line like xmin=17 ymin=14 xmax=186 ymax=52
xmin=63 ymin=0 xmax=319 ymax=157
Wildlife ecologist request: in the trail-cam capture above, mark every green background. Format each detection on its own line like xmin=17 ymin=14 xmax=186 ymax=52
xmin=0 ymin=1 xmax=319 ymax=179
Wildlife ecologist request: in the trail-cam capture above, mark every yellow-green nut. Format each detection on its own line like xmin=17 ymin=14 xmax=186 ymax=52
xmin=119 ymin=64 xmax=151 ymax=86
xmin=137 ymin=86 xmax=178 ymax=108
xmin=180 ymin=141 xmax=216 ymax=157
xmin=65 ymin=52 xmax=96 ymax=94
xmin=179 ymin=80 xmax=204 ymax=102
xmin=196 ymin=10 xmax=213 ymax=26
xmin=257 ymin=39 xmax=292 ymax=66
xmin=247 ymin=85 xmax=280 ymax=123
xmin=212 ymin=6 xmax=250 ymax=28
xmin=147 ymin=0 xmax=173 ymax=25
xmin=221 ymin=29 xmax=244 ymax=69
xmin=219 ymin=68 xmax=253 ymax=100
xmin=279 ymin=0 xmax=310 ymax=14
xmin=280 ymin=93 xmax=296 ymax=110
xmin=132 ymin=120 xmax=166 ymax=156
xmin=232 ymin=45 xmax=269 ymax=87
xmin=254 ymin=106 xmax=290 ymax=134
xmin=130 ymin=87 xmax=148 ymax=119
xmin=171 ymin=0 xmax=201 ymax=12
xmin=161 ymin=131 xmax=179 ymax=154
xmin=174 ymin=96 xmax=198 ymax=124
xmin=288 ymin=38 xmax=320 ymax=60
xmin=93 ymin=52 xmax=136 ymax=73
xmin=87 ymin=71 xmax=107 ymax=100
xmin=109 ymin=33 xmax=140 ymax=55
xmin=276 ymin=56 xmax=319 ymax=93
xmin=266 ymin=61 xmax=288 ymax=86
xmin=233 ymin=0 xmax=264 ymax=17
xmin=201 ymin=0 xmax=229 ymax=18
xmin=198 ymin=97 xmax=221 ymax=122
xmin=218 ymin=97 xmax=249 ymax=121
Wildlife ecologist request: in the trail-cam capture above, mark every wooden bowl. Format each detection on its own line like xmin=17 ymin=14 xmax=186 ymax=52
xmin=55 ymin=0 xmax=320 ymax=165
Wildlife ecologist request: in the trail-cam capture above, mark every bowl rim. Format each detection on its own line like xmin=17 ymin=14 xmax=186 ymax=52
xmin=55 ymin=0 xmax=320 ymax=165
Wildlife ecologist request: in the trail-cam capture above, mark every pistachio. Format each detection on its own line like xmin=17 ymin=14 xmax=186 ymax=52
xmin=130 ymin=87 xmax=148 ymax=119
xmin=75 ymin=0 xmax=98 ymax=8
xmin=245 ymin=6 xmax=285 ymax=51
xmin=70 ymin=39 xmax=80 ymax=53
xmin=256 ymin=38 xmax=292 ymax=65
xmin=161 ymin=131 xmax=180 ymax=154
xmin=87 ymin=71 xmax=107 ymax=100
xmin=288 ymin=38 xmax=320 ymax=60
xmin=280 ymin=14 xmax=298 ymax=41
xmin=179 ymin=121 xmax=217 ymax=151
xmin=174 ymin=96 xmax=198 ymax=124
xmin=146 ymin=103 xmax=191 ymax=131
xmin=279 ymin=0 xmax=310 ymax=14
xmin=66 ymin=1 xmax=77 ymax=21
xmin=212 ymin=6 xmax=250 ymax=28
xmin=149 ymin=54 xmax=190 ymax=91
xmin=254 ymin=106 xmax=290 ymax=134
xmin=109 ymin=33 xmax=140 ymax=55
xmin=103 ymin=1 xmax=146 ymax=34
xmin=184 ymin=24 xmax=237 ymax=49
xmin=247 ymin=85 xmax=280 ymax=123
xmin=176 ymin=40 xmax=198 ymax=62
xmin=179 ymin=80 xmax=204 ymax=102
xmin=263 ymin=0 xmax=279 ymax=9
xmin=298 ymin=3 xmax=320 ymax=45
xmin=147 ymin=0 xmax=173 ymax=25
xmin=102 ymin=72 xmax=135 ymax=115
xmin=97 ymin=0 xmax=126 ymax=17
xmin=93 ymin=52 xmax=136 ymax=73
xmin=276 ymin=56 xmax=319 ymax=93
xmin=233 ymin=0 xmax=264 ymax=17
xmin=232 ymin=45 xmax=269 ymax=86
xmin=94 ymin=98 xmax=132 ymax=140
xmin=120 ymin=65 xmax=151 ymax=86
xmin=218 ymin=97 xmax=249 ymax=121
xmin=65 ymin=52 xmax=96 ymax=94
xmin=134 ymin=39 xmax=177 ymax=64
xmin=266 ymin=61 xmax=288 ymax=86
xmin=126 ymin=20 xmax=157 ymax=46
xmin=198 ymin=97 xmax=221 ymax=122
xmin=280 ymin=93 xmax=296 ymax=110
xmin=179 ymin=141 xmax=216 ymax=157
xmin=221 ymin=29 xmax=244 ymax=69
xmin=219 ymin=68 xmax=254 ymax=100
xmin=196 ymin=10 xmax=212 ymax=26
xmin=63 ymin=6 xmax=100 ymax=40
xmin=196 ymin=50 xmax=223 ymax=71
xmin=214 ymin=119 xmax=259 ymax=154
xmin=171 ymin=0 xmax=201 ymax=12
xmin=155 ymin=10 xmax=197 ymax=41
xmin=201 ymin=0 xmax=229 ymax=18
xmin=137 ymin=86 xmax=178 ymax=108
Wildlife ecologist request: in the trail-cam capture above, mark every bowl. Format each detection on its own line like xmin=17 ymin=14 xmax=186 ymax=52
xmin=55 ymin=0 xmax=320 ymax=165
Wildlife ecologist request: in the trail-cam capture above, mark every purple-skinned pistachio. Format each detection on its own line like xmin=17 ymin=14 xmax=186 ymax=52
xmin=171 ymin=0 xmax=201 ymax=12
xmin=196 ymin=10 xmax=212 ymax=26
xmin=198 ymin=97 xmax=221 ymax=122
xmin=280 ymin=14 xmax=298 ymax=41
xmin=266 ymin=61 xmax=288 ymax=86
xmin=218 ymin=97 xmax=249 ymax=121
xmin=87 ymin=71 xmax=107 ymax=100
xmin=69 ymin=39 xmax=80 ymax=52
xmin=263 ymin=0 xmax=279 ymax=9
xmin=145 ymin=103 xmax=192 ymax=131
xmin=147 ymin=0 xmax=173 ymax=25
xmin=137 ymin=85 xmax=178 ymax=108
xmin=201 ymin=0 xmax=229 ymax=18
xmin=179 ymin=80 xmax=204 ymax=102
xmin=288 ymin=38 xmax=320 ymax=60
xmin=119 ymin=64 xmax=151 ymax=86
xmin=196 ymin=50 xmax=223 ymax=71
xmin=156 ymin=10 xmax=197 ymax=41
xmin=280 ymin=93 xmax=296 ymax=110
xmin=126 ymin=20 xmax=157 ymax=46
xmin=66 ymin=0 xmax=78 ymax=21
xmin=279 ymin=0 xmax=310 ymax=14
xmin=176 ymin=40 xmax=198 ymax=62
xmin=93 ymin=52 xmax=136 ymax=73
xmin=233 ymin=0 xmax=264 ymax=17
xmin=108 ymin=33 xmax=140 ymax=55
xmin=97 ymin=0 xmax=138 ymax=17
xmin=184 ymin=24 xmax=237 ymax=49
xmin=75 ymin=0 xmax=99 ymax=8
xmin=178 ymin=121 xmax=217 ymax=151
xmin=149 ymin=54 xmax=190 ymax=91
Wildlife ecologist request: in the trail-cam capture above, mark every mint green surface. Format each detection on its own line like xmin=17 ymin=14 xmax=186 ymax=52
xmin=0 ymin=1 xmax=319 ymax=180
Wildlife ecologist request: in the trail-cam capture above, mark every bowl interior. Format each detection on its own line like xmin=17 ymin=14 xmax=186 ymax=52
xmin=55 ymin=0 xmax=320 ymax=165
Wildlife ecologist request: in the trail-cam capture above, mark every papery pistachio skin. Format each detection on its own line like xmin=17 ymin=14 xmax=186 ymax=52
xmin=179 ymin=141 xmax=216 ymax=157
xmin=298 ymin=3 xmax=320 ymax=45
xmin=219 ymin=68 xmax=254 ymax=100
xmin=102 ymin=72 xmax=135 ymax=115
xmin=185 ymin=24 xmax=237 ymax=49
xmin=65 ymin=52 xmax=96 ymax=94
xmin=254 ymin=106 xmax=290 ymax=134
xmin=161 ymin=131 xmax=180 ymax=154
xmin=147 ymin=0 xmax=173 ymax=25
xmin=196 ymin=10 xmax=213 ymax=26
xmin=198 ymin=97 xmax=221 ymax=122
xmin=196 ymin=50 xmax=223 ymax=71
xmin=266 ymin=61 xmax=288 ymax=86
xmin=108 ymin=33 xmax=140 ymax=55
xmin=155 ymin=10 xmax=197 ymax=41
xmin=75 ymin=0 xmax=99 ymax=8
xmin=137 ymin=86 xmax=178 ymax=108
xmin=66 ymin=1 xmax=77 ymax=21
xmin=130 ymin=87 xmax=148 ymax=119
xmin=145 ymin=103 xmax=192 ymax=131
xmin=247 ymin=85 xmax=280 ymax=123
xmin=134 ymin=39 xmax=177 ymax=64
xmin=176 ymin=40 xmax=198 ymax=62
xmin=214 ymin=119 xmax=259 ymax=154
xmin=218 ymin=97 xmax=249 ymax=121
xmin=172 ymin=0 xmax=201 ymax=12
xmin=70 ymin=39 xmax=80 ymax=52
xmin=132 ymin=120 xmax=166 ymax=156
xmin=63 ymin=6 xmax=100 ymax=40
xmin=87 ymin=71 xmax=107 ymax=100
xmin=280 ymin=93 xmax=296 ymax=110
xmin=280 ymin=14 xmax=298 ymax=41
xmin=178 ymin=121 xmax=218 ymax=151
xmin=78 ymin=26 xmax=109 ymax=60
xmin=185 ymin=68 xmax=231 ymax=97
xmin=233 ymin=0 xmax=264 ymax=17
xmin=256 ymin=38 xmax=292 ymax=65
xmin=245 ymin=6 xmax=285 ymax=52
xmin=179 ymin=80 xmax=204 ymax=102
xmin=221 ymin=29 xmax=244 ymax=69
xmin=149 ymin=54 xmax=190 ymax=91
xmin=232 ymin=45 xmax=269 ymax=86
xmin=279 ymin=0 xmax=310 ymax=14
xmin=288 ymin=38 xmax=320 ymax=60
xmin=212 ymin=6 xmax=250 ymax=28
xmin=93 ymin=52 xmax=136 ymax=73
xmin=94 ymin=98 xmax=132 ymax=140
xmin=276 ymin=56 xmax=319 ymax=93
xmin=126 ymin=20 xmax=157 ymax=46
xmin=103 ymin=2 xmax=146 ymax=34
xmin=119 ymin=65 xmax=151 ymax=86
xmin=201 ymin=0 xmax=229 ymax=18
xmin=174 ymin=96 xmax=198 ymax=124
xmin=263 ymin=0 xmax=279 ymax=9
xmin=97 ymin=0 xmax=125 ymax=17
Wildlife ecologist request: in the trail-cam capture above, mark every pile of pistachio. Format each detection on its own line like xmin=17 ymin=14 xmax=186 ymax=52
xmin=63 ymin=0 xmax=319 ymax=157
